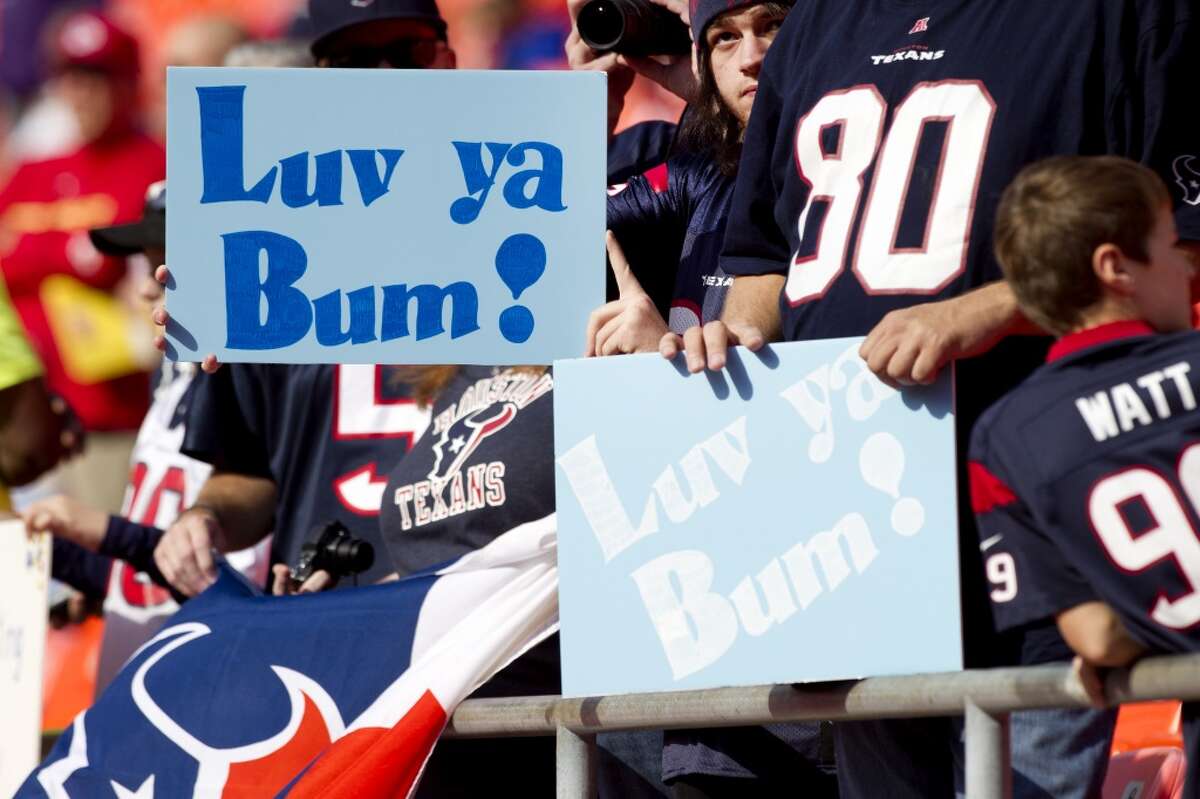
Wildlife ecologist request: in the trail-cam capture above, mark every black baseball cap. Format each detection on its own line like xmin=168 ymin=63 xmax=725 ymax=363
xmin=691 ymin=0 xmax=793 ymax=42
xmin=90 ymin=181 xmax=165 ymax=256
xmin=308 ymin=0 xmax=448 ymax=55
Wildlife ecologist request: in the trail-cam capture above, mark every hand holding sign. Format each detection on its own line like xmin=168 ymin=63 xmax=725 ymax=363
xmin=858 ymin=281 xmax=1025 ymax=388
xmin=151 ymin=265 xmax=220 ymax=373
xmin=585 ymin=232 xmax=668 ymax=357
xmin=554 ymin=339 xmax=959 ymax=696
xmin=22 ymin=495 xmax=108 ymax=552
xmin=659 ymin=273 xmax=783 ymax=373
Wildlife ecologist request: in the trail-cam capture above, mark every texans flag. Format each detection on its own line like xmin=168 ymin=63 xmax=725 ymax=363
xmin=20 ymin=514 xmax=558 ymax=798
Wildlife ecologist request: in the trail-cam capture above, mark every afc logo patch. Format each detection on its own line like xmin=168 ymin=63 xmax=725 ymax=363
xmin=909 ymin=17 xmax=929 ymax=34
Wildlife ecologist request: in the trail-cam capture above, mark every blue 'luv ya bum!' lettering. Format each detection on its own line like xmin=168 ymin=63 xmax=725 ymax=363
xmin=449 ymin=141 xmax=567 ymax=224
xmin=196 ymin=85 xmax=404 ymax=207
xmin=222 ymin=230 xmax=480 ymax=349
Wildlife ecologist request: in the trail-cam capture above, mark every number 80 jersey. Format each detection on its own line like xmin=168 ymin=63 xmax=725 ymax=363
xmin=969 ymin=324 xmax=1200 ymax=656
xmin=724 ymin=0 xmax=1199 ymax=341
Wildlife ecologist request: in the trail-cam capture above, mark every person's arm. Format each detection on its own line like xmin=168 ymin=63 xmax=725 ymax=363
xmin=1058 ymin=600 xmax=1148 ymax=708
xmin=606 ymin=161 xmax=686 ymax=307
xmin=48 ymin=538 xmax=112 ymax=598
xmin=25 ymin=495 xmax=178 ymax=595
xmin=586 ymin=232 xmax=670 ymax=356
xmin=858 ymin=280 xmax=1043 ymax=387
xmin=591 ymin=154 xmax=698 ymax=356
xmin=24 ymin=493 xmax=167 ymax=579
xmin=1057 ymin=601 xmax=1146 ymax=668
xmin=153 ymin=470 xmax=277 ymax=596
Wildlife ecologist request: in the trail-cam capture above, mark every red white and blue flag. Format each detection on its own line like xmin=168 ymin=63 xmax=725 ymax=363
xmin=19 ymin=514 xmax=558 ymax=798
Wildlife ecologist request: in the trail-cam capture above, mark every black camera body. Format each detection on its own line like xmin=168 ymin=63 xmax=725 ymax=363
xmin=290 ymin=520 xmax=374 ymax=584
xmin=577 ymin=0 xmax=692 ymax=56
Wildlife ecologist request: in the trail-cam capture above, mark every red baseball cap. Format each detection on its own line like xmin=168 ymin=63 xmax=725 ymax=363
xmin=49 ymin=10 xmax=140 ymax=78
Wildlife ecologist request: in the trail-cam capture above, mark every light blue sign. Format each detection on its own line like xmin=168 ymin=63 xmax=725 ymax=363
xmin=165 ymin=68 xmax=605 ymax=364
xmin=553 ymin=339 xmax=962 ymax=697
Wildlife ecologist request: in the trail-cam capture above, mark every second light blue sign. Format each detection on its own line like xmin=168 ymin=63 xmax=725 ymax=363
xmin=553 ymin=339 xmax=962 ymax=697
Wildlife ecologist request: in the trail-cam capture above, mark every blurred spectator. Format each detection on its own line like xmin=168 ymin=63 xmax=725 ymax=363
xmin=164 ymin=15 xmax=247 ymax=67
xmin=1 ymin=273 xmax=79 ymax=511
xmin=222 ymin=39 xmax=313 ymax=68
xmin=143 ymin=15 xmax=248 ymax=137
xmin=0 ymin=9 xmax=163 ymax=514
xmin=0 ymin=0 xmax=100 ymax=99
xmin=2 ymin=89 xmax=81 ymax=166
xmin=23 ymin=181 xmax=272 ymax=693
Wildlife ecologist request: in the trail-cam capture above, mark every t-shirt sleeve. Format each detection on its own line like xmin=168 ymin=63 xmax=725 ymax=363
xmin=968 ymin=439 xmax=1097 ymax=631
xmin=181 ymin=366 xmax=272 ymax=477
xmin=719 ymin=40 xmax=791 ymax=277
xmin=1110 ymin=0 xmax=1200 ymax=239
xmin=50 ymin=538 xmax=112 ymax=598
xmin=97 ymin=515 xmax=173 ymax=591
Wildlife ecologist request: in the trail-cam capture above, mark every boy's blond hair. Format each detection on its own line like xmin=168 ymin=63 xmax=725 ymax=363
xmin=994 ymin=155 xmax=1169 ymax=335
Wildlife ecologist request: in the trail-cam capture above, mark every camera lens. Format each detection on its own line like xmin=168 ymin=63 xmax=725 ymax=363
xmin=577 ymin=0 xmax=625 ymax=51
xmin=577 ymin=0 xmax=690 ymax=55
xmin=332 ymin=538 xmax=375 ymax=575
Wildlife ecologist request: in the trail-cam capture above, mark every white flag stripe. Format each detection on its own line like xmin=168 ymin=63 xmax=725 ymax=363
xmin=348 ymin=514 xmax=559 ymax=732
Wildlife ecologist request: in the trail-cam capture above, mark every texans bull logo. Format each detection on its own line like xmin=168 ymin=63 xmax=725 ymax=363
xmin=427 ymin=402 xmax=518 ymax=485
xmin=36 ymin=621 xmax=446 ymax=798
xmin=1173 ymin=155 xmax=1200 ymax=206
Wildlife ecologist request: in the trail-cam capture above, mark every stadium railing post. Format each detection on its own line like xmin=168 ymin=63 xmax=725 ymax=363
xmin=965 ymin=699 xmax=1011 ymax=799
xmin=555 ymin=725 xmax=597 ymax=798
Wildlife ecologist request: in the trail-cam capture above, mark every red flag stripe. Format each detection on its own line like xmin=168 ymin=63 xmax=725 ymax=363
xmin=286 ymin=690 xmax=448 ymax=799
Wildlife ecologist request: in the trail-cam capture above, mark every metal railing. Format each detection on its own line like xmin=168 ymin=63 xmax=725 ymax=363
xmin=443 ymin=653 xmax=1200 ymax=799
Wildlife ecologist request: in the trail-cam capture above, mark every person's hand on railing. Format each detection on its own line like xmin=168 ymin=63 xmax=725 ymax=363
xmin=1072 ymin=656 xmax=1108 ymax=708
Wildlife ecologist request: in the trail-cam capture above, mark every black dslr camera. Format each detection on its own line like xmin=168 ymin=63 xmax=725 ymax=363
xmin=289 ymin=520 xmax=374 ymax=585
xmin=576 ymin=0 xmax=691 ymax=56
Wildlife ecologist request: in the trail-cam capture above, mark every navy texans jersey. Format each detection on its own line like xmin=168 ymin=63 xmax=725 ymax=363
xmin=971 ymin=323 xmax=1200 ymax=656
xmin=608 ymin=153 xmax=734 ymax=332
xmin=183 ymin=364 xmax=429 ymax=585
xmin=971 ymin=323 xmax=1200 ymax=793
xmin=723 ymin=0 xmax=1198 ymax=666
xmin=724 ymin=0 xmax=1199 ymax=336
